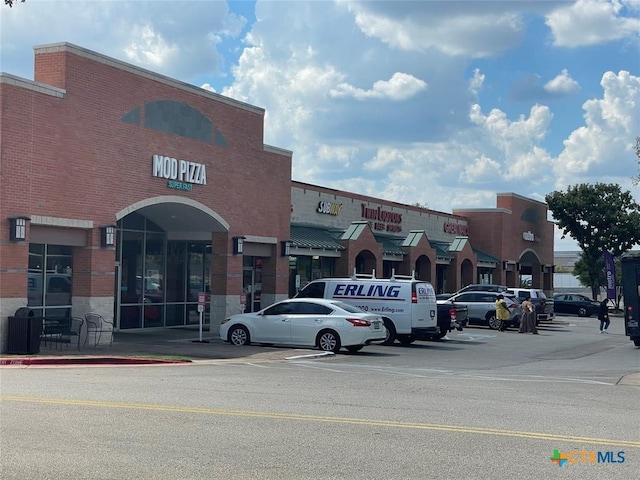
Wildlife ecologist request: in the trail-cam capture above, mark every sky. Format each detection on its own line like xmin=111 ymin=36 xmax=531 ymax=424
xmin=1 ymin=0 xmax=639 ymax=251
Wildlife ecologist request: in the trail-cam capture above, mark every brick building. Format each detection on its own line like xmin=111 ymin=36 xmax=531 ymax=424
xmin=287 ymin=185 xmax=555 ymax=297
xmin=0 ymin=43 xmax=555 ymax=352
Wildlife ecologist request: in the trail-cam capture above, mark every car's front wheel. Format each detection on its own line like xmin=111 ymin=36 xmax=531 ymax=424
xmin=487 ymin=314 xmax=501 ymax=330
xmin=228 ymin=325 xmax=250 ymax=346
xmin=577 ymin=307 xmax=588 ymax=317
xmin=317 ymin=330 xmax=341 ymax=353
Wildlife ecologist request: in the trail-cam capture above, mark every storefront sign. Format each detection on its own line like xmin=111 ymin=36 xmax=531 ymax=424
xmin=444 ymin=222 xmax=468 ymax=235
xmin=522 ymin=231 xmax=540 ymax=242
xmin=167 ymin=181 xmax=193 ymax=191
xmin=317 ymin=201 xmax=343 ymax=216
xmin=361 ymin=204 xmax=403 ymax=232
xmin=152 ymin=154 xmax=207 ymax=186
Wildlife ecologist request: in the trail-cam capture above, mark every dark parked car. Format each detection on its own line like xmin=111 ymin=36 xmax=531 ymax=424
xmin=552 ymin=294 xmax=600 ymax=317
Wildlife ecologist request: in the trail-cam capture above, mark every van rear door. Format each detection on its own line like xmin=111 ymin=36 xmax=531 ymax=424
xmin=413 ymin=282 xmax=437 ymax=328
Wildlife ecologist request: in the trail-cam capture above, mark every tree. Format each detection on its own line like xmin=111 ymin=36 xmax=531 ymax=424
xmin=546 ymin=183 xmax=640 ymax=299
xmin=4 ymin=0 xmax=25 ymax=6
xmin=573 ymin=254 xmax=623 ymax=309
xmin=635 ymin=135 xmax=640 ymax=185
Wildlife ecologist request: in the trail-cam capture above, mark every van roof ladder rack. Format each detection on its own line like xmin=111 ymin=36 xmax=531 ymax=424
xmin=390 ymin=269 xmax=417 ymax=281
xmin=352 ymin=268 xmax=376 ymax=280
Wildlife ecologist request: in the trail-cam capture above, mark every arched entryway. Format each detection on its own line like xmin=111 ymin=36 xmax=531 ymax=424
xmin=518 ymin=250 xmax=542 ymax=288
xmin=114 ymin=196 xmax=228 ymax=330
xmin=355 ymin=250 xmax=377 ymax=275
xmin=460 ymin=258 xmax=474 ymax=287
xmin=414 ymin=255 xmax=432 ymax=282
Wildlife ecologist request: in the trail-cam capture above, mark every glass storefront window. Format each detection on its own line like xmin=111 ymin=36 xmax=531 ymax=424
xmin=120 ymin=231 xmax=144 ymax=305
xmin=116 ymin=215 xmax=212 ymax=329
xmin=27 ymin=244 xmax=73 ymax=319
xmin=288 ymin=256 xmax=335 ymax=297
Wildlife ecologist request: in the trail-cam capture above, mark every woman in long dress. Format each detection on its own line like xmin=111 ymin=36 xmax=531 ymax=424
xmin=519 ymin=296 xmax=538 ymax=334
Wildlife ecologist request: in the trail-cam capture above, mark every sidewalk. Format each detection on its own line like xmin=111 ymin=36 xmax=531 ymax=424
xmin=0 ymin=327 xmax=323 ymax=366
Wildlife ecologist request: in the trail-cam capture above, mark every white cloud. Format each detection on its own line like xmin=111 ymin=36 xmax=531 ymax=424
xmin=544 ymin=69 xmax=580 ymax=95
xmin=469 ymin=103 xmax=554 ymax=171
xmin=546 ymin=0 xmax=640 ymax=47
xmin=460 ymin=154 xmax=501 ymax=183
xmin=0 ymin=1 xmax=238 ymax=80
xmin=341 ymin=0 xmax=529 ymax=58
xmin=123 ymin=24 xmax=179 ymax=68
xmin=469 ymin=68 xmax=485 ymax=97
xmin=554 ymin=70 xmax=640 ymax=184
xmin=329 ymin=72 xmax=427 ymax=100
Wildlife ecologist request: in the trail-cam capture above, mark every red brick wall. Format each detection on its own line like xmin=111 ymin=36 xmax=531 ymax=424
xmin=3 ymin=46 xmax=291 ymax=242
xmin=1 ymin=45 xmax=292 ymax=299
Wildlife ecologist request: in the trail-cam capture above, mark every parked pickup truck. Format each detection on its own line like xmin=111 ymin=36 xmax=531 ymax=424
xmin=506 ymin=288 xmax=555 ymax=324
xmin=433 ymin=300 xmax=468 ymax=340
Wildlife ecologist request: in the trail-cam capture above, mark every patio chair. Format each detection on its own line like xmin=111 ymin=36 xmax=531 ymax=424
xmin=84 ymin=313 xmax=113 ymax=347
xmin=63 ymin=317 xmax=84 ymax=350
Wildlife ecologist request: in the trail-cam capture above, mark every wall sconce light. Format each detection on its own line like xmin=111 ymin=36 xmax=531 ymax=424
xmin=9 ymin=216 xmax=29 ymax=241
xmin=100 ymin=225 xmax=116 ymax=247
xmin=233 ymin=236 xmax=246 ymax=255
xmin=281 ymin=240 xmax=292 ymax=257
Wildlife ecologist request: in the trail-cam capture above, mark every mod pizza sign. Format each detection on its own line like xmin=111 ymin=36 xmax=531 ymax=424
xmin=152 ymin=154 xmax=207 ymax=190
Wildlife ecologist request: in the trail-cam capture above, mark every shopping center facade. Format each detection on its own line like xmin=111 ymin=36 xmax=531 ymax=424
xmin=0 ymin=43 xmax=555 ymax=352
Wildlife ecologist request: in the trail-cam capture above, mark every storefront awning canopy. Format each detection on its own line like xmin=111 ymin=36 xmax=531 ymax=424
xmin=430 ymin=240 xmax=452 ymax=260
xmin=374 ymin=235 xmax=406 ymax=256
xmin=474 ymin=248 xmax=500 ymax=265
xmin=290 ymin=225 xmax=345 ymax=250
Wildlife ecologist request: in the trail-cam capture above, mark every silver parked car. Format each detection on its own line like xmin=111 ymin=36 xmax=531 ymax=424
xmin=442 ymin=291 xmax=521 ymax=330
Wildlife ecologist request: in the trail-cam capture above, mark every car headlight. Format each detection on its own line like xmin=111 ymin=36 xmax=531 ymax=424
xmin=221 ymin=318 xmax=230 ymax=325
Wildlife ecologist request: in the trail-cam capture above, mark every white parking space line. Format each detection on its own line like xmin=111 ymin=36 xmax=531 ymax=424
xmin=283 ymin=360 xmax=617 ymax=385
xmin=286 ymin=352 xmax=335 ymax=360
xmin=457 ymin=333 xmax=497 ymax=340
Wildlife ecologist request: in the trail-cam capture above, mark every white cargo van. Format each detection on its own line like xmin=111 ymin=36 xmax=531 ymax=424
xmin=295 ymin=272 xmax=438 ymax=345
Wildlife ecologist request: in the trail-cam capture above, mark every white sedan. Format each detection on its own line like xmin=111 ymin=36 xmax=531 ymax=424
xmin=220 ymin=298 xmax=386 ymax=353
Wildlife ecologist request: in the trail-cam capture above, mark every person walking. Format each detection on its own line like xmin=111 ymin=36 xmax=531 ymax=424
xmin=519 ymin=296 xmax=538 ymax=334
xmin=495 ymin=294 xmax=511 ymax=332
xmin=599 ymin=298 xmax=610 ymax=333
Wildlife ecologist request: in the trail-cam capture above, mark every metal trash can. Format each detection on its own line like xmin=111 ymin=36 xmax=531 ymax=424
xmin=7 ymin=308 xmax=43 ymax=354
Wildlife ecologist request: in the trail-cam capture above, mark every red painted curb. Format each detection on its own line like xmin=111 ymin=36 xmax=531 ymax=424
xmin=0 ymin=357 xmax=191 ymax=366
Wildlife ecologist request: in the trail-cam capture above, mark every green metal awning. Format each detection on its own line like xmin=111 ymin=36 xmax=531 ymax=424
xmin=474 ymin=248 xmax=500 ymax=264
xmin=290 ymin=225 xmax=345 ymax=250
xmin=374 ymin=235 xmax=406 ymax=256
xmin=430 ymin=240 xmax=452 ymax=260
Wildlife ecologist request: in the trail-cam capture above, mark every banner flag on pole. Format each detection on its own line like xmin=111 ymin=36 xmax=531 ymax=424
xmin=603 ymin=250 xmax=616 ymax=300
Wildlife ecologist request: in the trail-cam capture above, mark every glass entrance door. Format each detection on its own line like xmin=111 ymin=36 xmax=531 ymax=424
xmin=242 ymin=257 xmax=263 ymax=313
xmin=242 ymin=267 xmax=253 ymax=313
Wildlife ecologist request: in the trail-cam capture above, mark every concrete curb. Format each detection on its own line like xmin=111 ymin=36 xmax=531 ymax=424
xmin=617 ymin=373 xmax=640 ymax=387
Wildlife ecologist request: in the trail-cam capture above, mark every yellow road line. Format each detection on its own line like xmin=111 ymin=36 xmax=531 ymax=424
xmin=2 ymin=395 xmax=639 ymax=449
